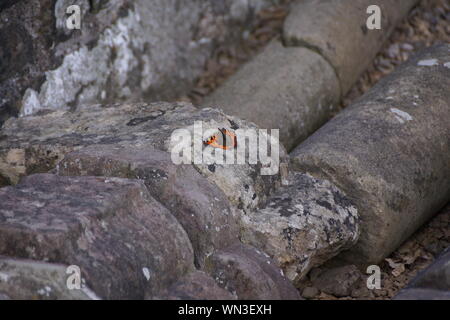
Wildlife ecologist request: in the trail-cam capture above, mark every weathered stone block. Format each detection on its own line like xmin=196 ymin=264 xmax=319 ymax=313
xmin=283 ymin=0 xmax=420 ymax=94
xmin=151 ymin=270 xmax=236 ymax=300
xmin=291 ymin=45 xmax=450 ymax=265
xmin=204 ymin=243 xmax=301 ymax=300
xmin=0 ymin=102 xmax=288 ymax=212
xmin=55 ymin=144 xmax=240 ymax=268
xmin=0 ymin=174 xmax=194 ymax=299
xmin=241 ymin=172 xmax=359 ymax=283
xmin=203 ymin=40 xmax=340 ymax=150
xmin=0 ymin=257 xmax=99 ymax=300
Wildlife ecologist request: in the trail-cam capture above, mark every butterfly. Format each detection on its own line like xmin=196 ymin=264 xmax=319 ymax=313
xmin=203 ymin=128 xmax=237 ymax=150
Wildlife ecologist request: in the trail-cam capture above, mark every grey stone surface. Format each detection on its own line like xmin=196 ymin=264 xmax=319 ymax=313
xmin=394 ymin=288 xmax=450 ymax=300
xmin=151 ymin=270 xmax=236 ymax=300
xmin=283 ymin=0 xmax=420 ymax=94
xmin=203 ymin=40 xmax=340 ymax=151
xmin=55 ymin=144 xmax=240 ymax=268
xmin=311 ymin=265 xmax=363 ymax=297
xmin=205 ymin=243 xmax=301 ymax=300
xmin=408 ymin=247 xmax=450 ymax=291
xmin=0 ymin=101 xmax=288 ymax=212
xmin=0 ymin=257 xmax=99 ymax=300
xmin=301 ymin=286 xmax=319 ymax=299
xmin=0 ymin=174 xmax=194 ymax=299
xmin=0 ymin=293 xmax=11 ymax=300
xmin=291 ymin=44 xmax=450 ymax=265
xmin=0 ymin=0 xmax=275 ymax=125
xmin=395 ymin=247 xmax=450 ymax=299
xmin=241 ymin=172 xmax=359 ymax=283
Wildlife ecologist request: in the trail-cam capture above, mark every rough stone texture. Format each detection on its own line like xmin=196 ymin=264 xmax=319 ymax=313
xmin=408 ymin=247 xmax=450 ymax=291
xmin=301 ymin=286 xmax=319 ymax=299
xmin=203 ymin=40 xmax=341 ymax=151
xmin=395 ymin=247 xmax=450 ymax=299
xmin=0 ymin=0 xmax=276 ymax=126
xmin=395 ymin=288 xmax=450 ymax=300
xmin=291 ymin=45 xmax=450 ymax=265
xmin=0 ymin=293 xmax=10 ymax=300
xmin=0 ymin=102 xmax=288 ymax=212
xmin=54 ymin=144 xmax=240 ymax=268
xmin=151 ymin=270 xmax=236 ymax=300
xmin=0 ymin=174 xmax=194 ymax=299
xmin=204 ymin=243 xmax=301 ymax=300
xmin=0 ymin=257 xmax=99 ymax=300
xmin=241 ymin=172 xmax=359 ymax=283
xmin=311 ymin=265 xmax=363 ymax=298
xmin=283 ymin=0 xmax=420 ymax=94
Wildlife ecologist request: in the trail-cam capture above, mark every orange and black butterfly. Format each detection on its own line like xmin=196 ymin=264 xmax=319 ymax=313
xmin=203 ymin=128 xmax=237 ymax=150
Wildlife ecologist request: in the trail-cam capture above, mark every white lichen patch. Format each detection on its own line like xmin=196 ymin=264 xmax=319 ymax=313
xmin=0 ymin=272 xmax=10 ymax=282
xmin=444 ymin=62 xmax=450 ymax=69
xmin=168 ymin=113 xmax=286 ymax=211
xmin=417 ymin=59 xmax=439 ymax=66
xmin=20 ymin=89 xmax=42 ymax=116
xmin=19 ymin=0 xmax=273 ymax=116
xmin=390 ymin=108 xmax=413 ymax=124
xmin=240 ymin=173 xmax=360 ymax=283
xmin=37 ymin=286 xmax=52 ymax=297
xmin=20 ymin=1 xmax=197 ymax=115
xmin=142 ymin=267 xmax=151 ymax=281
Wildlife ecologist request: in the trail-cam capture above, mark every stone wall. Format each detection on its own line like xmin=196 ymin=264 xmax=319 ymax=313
xmin=0 ymin=0 xmax=279 ymax=125
xmin=1 ymin=0 xmax=448 ymax=300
